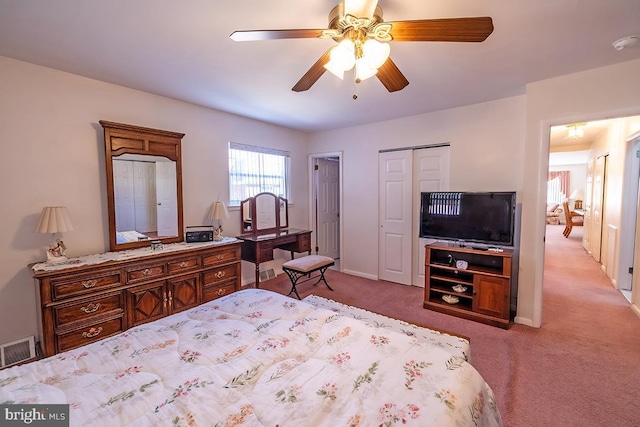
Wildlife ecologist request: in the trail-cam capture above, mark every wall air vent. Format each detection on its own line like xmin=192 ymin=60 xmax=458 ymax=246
xmin=259 ymin=268 xmax=276 ymax=282
xmin=0 ymin=336 xmax=36 ymax=368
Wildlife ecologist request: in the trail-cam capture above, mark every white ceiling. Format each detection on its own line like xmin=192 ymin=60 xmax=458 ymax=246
xmin=550 ymin=120 xmax=615 ymax=151
xmin=1 ymin=1 xmax=639 ymax=132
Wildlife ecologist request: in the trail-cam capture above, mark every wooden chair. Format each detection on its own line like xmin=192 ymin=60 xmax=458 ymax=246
xmin=562 ymin=200 xmax=584 ymax=238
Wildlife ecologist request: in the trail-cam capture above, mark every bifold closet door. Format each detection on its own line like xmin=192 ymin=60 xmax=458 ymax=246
xmin=378 ymin=146 xmax=450 ymax=286
xmin=378 ymin=150 xmax=413 ymax=285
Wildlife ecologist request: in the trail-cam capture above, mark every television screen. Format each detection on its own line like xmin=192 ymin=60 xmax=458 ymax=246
xmin=419 ymin=191 xmax=516 ymax=246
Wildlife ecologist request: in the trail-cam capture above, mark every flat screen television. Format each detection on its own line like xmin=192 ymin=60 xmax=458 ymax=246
xmin=419 ymin=191 xmax=516 ymax=247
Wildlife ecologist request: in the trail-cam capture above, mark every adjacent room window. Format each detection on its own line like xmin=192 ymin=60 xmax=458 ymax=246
xmin=547 ymin=171 xmax=570 ymax=204
xmin=228 ymin=142 xmax=290 ymax=206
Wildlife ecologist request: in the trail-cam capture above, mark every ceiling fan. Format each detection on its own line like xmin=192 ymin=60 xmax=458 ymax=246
xmin=230 ymin=0 xmax=494 ymax=93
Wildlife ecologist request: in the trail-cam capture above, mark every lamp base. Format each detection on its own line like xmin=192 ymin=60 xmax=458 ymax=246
xmin=47 ymin=239 xmax=67 ymax=261
xmin=213 ymin=227 xmax=224 ymax=241
xmin=574 ymin=200 xmax=583 ymax=210
xmin=46 ymin=253 xmax=68 ymax=263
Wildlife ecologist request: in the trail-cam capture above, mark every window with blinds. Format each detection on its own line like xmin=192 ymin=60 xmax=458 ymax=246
xmin=427 ymin=192 xmax=462 ymax=216
xmin=228 ymin=142 xmax=290 ymax=206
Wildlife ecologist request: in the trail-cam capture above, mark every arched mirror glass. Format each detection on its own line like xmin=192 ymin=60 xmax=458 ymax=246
xmin=241 ymin=198 xmax=253 ymax=232
xmin=240 ymin=192 xmax=288 ymax=234
xmin=101 ymin=121 xmax=184 ymax=251
xmin=279 ymin=196 xmax=288 ymax=228
xmin=255 ymin=193 xmax=276 ymax=231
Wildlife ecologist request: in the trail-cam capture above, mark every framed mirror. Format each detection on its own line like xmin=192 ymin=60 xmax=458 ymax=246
xmin=100 ymin=120 xmax=185 ymax=251
xmin=240 ymin=192 xmax=288 ymax=234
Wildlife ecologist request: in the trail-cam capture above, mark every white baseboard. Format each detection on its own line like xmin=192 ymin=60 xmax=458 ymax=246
xmin=341 ymin=269 xmax=378 ymax=281
xmin=513 ymin=316 xmax=536 ymax=327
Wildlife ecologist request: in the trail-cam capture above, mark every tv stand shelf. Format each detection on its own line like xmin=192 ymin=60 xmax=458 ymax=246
xmin=424 ymin=243 xmax=512 ymax=329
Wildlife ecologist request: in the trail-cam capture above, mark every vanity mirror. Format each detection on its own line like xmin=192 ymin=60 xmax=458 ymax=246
xmin=240 ymin=192 xmax=288 ymax=234
xmin=100 ymin=121 xmax=185 ymax=251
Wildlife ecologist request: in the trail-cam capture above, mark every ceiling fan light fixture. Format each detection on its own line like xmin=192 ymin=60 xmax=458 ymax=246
xmin=362 ymin=39 xmax=390 ymax=69
xmin=324 ymin=40 xmax=356 ymax=78
xmin=355 ymin=59 xmax=378 ymax=82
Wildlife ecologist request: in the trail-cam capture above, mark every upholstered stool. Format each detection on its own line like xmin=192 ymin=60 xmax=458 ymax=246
xmin=281 ymin=255 xmax=335 ymax=299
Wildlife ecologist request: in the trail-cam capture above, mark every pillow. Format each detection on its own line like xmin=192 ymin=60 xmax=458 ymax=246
xmin=546 ymin=203 xmax=559 ymax=213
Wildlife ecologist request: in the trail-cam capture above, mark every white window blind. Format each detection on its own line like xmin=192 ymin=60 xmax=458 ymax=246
xmin=228 ymin=142 xmax=290 ymax=206
xmin=427 ymin=192 xmax=462 ymax=216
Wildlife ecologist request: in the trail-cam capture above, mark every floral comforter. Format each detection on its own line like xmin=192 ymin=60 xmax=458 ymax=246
xmin=0 ymin=289 xmax=502 ymax=426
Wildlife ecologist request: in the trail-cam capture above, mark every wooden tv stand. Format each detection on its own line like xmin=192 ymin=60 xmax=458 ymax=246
xmin=424 ymin=243 xmax=512 ymax=329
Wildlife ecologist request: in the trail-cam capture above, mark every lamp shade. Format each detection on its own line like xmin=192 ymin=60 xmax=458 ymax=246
xmin=35 ymin=206 xmax=74 ymax=234
xmin=208 ymin=201 xmax=229 ymax=221
xmin=570 ymin=189 xmax=584 ymax=200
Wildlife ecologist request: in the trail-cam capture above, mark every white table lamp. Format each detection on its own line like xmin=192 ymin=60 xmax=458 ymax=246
xmin=35 ymin=206 xmax=74 ymax=262
xmin=208 ymin=201 xmax=229 ymax=241
xmin=570 ymin=189 xmax=584 ymax=210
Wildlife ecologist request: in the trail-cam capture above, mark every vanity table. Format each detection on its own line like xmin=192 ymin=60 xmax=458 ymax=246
xmin=236 ymin=193 xmax=311 ymax=286
xmin=237 ymin=229 xmax=311 ymax=286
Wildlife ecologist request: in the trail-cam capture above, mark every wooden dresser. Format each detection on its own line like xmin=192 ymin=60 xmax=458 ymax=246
xmin=31 ymin=240 xmax=241 ymax=357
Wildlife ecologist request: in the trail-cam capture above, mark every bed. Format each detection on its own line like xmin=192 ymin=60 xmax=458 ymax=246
xmin=0 ymin=289 xmax=502 ymax=426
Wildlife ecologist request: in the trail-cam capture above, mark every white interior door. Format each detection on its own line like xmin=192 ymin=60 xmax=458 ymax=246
xmin=315 ymin=158 xmax=340 ymax=259
xmin=583 ymin=158 xmax=593 ymax=253
xmin=412 ymin=146 xmax=450 ymax=286
xmin=156 ymin=161 xmax=178 ymax=237
xmin=378 ymin=150 xmax=413 ymax=285
xmin=113 ymin=159 xmax=135 ymax=232
xmin=591 ymin=155 xmax=607 ymax=262
xmin=134 ymin=161 xmax=157 ymax=233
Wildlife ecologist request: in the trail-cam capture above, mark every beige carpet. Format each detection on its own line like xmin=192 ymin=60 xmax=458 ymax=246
xmin=259 ymin=226 xmax=640 ymax=426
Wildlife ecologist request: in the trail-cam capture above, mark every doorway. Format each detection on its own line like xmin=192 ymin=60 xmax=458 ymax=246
xmin=545 ymin=116 xmax=640 ymax=303
xmin=309 ymin=152 xmax=342 ymax=269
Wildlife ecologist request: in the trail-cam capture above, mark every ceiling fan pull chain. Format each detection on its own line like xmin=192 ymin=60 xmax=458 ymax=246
xmin=353 ymin=69 xmax=358 ymax=100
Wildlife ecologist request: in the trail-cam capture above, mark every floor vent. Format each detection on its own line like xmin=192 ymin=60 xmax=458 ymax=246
xmin=0 ymin=336 xmax=36 ymax=368
xmin=259 ymin=268 xmax=276 ymax=282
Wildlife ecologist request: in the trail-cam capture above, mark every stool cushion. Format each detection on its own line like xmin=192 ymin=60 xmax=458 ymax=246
xmin=282 ymin=255 xmax=334 ymax=273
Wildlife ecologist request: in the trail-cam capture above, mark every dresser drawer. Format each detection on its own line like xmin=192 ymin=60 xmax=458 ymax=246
xmin=203 ymin=281 xmax=236 ymax=302
xmin=56 ymin=317 xmax=124 ymax=353
xmin=202 ymin=264 xmax=239 ymax=287
xmin=167 ymin=256 xmax=201 ymax=274
xmin=126 ymin=263 xmax=166 ymax=283
xmin=54 ymin=292 xmax=124 ymax=327
xmin=51 ymin=270 xmax=123 ymax=300
xmin=202 ymin=245 xmax=241 ymax=267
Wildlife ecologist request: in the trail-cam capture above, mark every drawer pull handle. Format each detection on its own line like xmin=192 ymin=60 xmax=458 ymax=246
xmin=82 ymin=327 xmax=103 ymax=339
xmin=216 ymin=288 xmax=227 ymax=296
xmin=179 ymin=261 xmax=188 ymax=268
xmin=82 ymin=280 xmax=97 ymax=289
xmin=81 ymin=303 xmax=100 ymax=314
xmin=216 ymin=255 xmax=223 ymax=260
xmin=214 ymin=271 xmax=226 ymax=279
xmin=142 ymin=268 xmax=152 ymax=276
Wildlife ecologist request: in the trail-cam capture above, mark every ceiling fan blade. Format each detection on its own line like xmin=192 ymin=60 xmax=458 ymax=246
xmin=292 ymin=49 xmax=332 ymax=92
xmin=387 ymin=17 xmax=493 ymax=42
xmin=344 ymin=0 xmax=379 ymax=19
xmin=376 ymin=58 xmax=409 ymax=92
xmin=230 ymin=29 xmax=325 ymax=42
